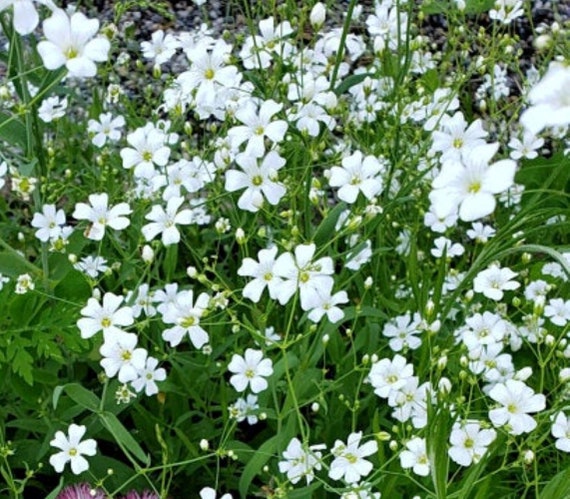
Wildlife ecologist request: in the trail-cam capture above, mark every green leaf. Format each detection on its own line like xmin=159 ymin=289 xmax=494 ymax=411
xmin=427 ymin=405 xmax=452 ymax=499
xmin=239 ymin=435 xmax=280 ymax=498
xmin=334 ymin=73 xmax=375 ymax=96
xmin=313 ymin=202 xmax=347 ymax=247
xmin=422 ymin=0 xmax=494 ymax=14
xmin=12 ymin=347 xmax=34 ymax=385
xmin=45 ymin=477 xmax=64 ymax=499
xmin=540 ymin=466 xmax=570 ymax=499
xmin=100 ymin=411 xmax=150 ymax=466
xmin=0 ymin=112 xmax=27 ymax=149
xmin=54 ymin=383 xmax=100 ymax=411
xmin=0 ymin=249 xmax=40 ymax=277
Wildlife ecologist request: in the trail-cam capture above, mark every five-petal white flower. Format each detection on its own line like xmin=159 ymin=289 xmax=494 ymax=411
xmin=49 ymin=424 xmax=97 ymax=475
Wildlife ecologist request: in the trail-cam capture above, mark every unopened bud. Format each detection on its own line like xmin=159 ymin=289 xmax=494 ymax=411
xmin=142 ymin=245 xmax=154 ymax=264
xmin=310 ymin=2 xmax=326 ymax=29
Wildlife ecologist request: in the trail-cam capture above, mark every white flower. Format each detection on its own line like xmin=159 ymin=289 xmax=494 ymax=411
xmin=38 ymin=96 xmax=68 ymax=122
xmin=100 ymin=332 xmax=148 ymax=383
xmin=199 ymin=487 xmax=232 ymax=499
xmin=489 ymin=0 xmax=524 ymax=24
xmin=0 ymin=0 xmax=54 ymax=35
xmin=228 ymin=394 xmax=259 ymax=425
xmin=224 ymin=151 xmax=287 ymax=212
xmin=37 ymin=9 xmax=110 ymax=78
xmin=473 ymin=264 xmax=520 ymax=301
xmin=72 ymin=193 xmax=131 ymax=241
xmin=310 ymin=2 xmax=326 ymax=28
xmin=429 ymin=143 xmax=517 ymax=222
xmin=544 ymin=298 xmax=570 ymax=327
xmin=551 ymin=412 xmax=570 ymax=452
xmin=0 ymin=274 xmax=10 ymax=291
xmin=306 ymin=287 xmax=349 ymax=324
xmin=520 ymin=62 xmax=570 ymax=135
xmin=77 ymin=292 xmax=134 ymax=340
xmin=466 ymin=222 xmax=496 ymax=243
xmin=368 ymin=354 xmax=414 ymax=398
xmin=15 ymin=273 xmax=34 ymax=294
xmin=488 ymin=380 xmax=546 ymax=435
xmin=382 ymin=313 xmax=422 ymax=352
xmin=141 ymin=29 xmax=180 ymax=65
xmin=399 ymin=437 xmax=429 ymax=476
xmin=88 ymin=113 xmax=125 ymax=147
xmin=328 ymin=151 xmax=385 ymax=204
xmin=161 ymin=289 xmax=210 ymax=348
xmin=448 ymin=421 xmax=496 ymax=466
xmin=228 ymin=100 xmax=288 ymax=157
xmin=430 ymin=112 xmax=488 ymax=164
xmin=49 ymin=424 xmax=97 ymax=475
xmin=329 ymin=432 xmax=377 ymax=484
xmin=0 ymin=161 xmax=6 ymax=190
xmin=238 ymin=246 xmax=283 ymax=302
xmin=131 ymin=356 xmax=167 ymax=396
xmin=120 ymin=125 xmax=171 ymax=179
xmin=278 ymin=437 xmax=325 ymax=485
xmin=228 ymin=348 xmax=273 ymax=393
xmin=431 ymin=236 xmax=465 ymax=258
xmin=508 ymin=130 xmax=544 ymax=160
xmin=141 ymin=197 xmax=193 ymax=246
xmin=31 ymin=204 xmax=66 ymax=242
xmin=273 ymin=243 xmax=335 ymax=310
xmin=73 ymin=255 xmax=108 ymax=279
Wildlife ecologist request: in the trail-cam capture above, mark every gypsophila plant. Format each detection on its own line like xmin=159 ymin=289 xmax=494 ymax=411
xmin=0 ymin=0 xmax=569 ymax=497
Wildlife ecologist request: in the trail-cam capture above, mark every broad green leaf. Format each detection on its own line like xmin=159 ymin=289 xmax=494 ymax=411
xmin=0 ymin=112 xmax=26 ymax=149
xmin=313 ymin=201 xmax=347 ymax=247
xmin=334 ymin=72 xmax=375 ymax=96
xmin=239 ymin=434 xmax=280 ymax=498
xmin=0 ymin=250 xmax=40 ymax=278
xmin=540 ymin=465 xmax=570 ymax=499
xmin=100 ymin=411 xmax=150 ymax=466
xmin=54 ymin=383 xmax=100 ymax=411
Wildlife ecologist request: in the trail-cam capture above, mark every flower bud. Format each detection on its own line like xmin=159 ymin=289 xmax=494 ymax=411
xmin=310 ymin=2 xmax=326 ymax=29
xmin=560 ymin=368 xmax=570 ymax=382
xmin=142 ymin=245 xmax=154 ymax=264
xmin=235 ymin=227 xmax=246 ymax=244
xmin=523 ymin=449 xmax=534 ymax=464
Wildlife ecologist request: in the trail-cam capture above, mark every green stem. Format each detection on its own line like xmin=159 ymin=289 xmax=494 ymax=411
xmin=328 ymin=0 xmax=357 ymax=90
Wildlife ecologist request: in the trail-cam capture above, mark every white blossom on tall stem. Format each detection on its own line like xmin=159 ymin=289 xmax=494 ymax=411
xmin=520 ymin=62 xmax=570 ymax=134
xmin=228 ymin=348 xmax=273 ymax=393
xmin=328 ymin=151 xmax=385 ymax=204
xmin=49 ymin=424 xmax=97 ymax=475
xmin=328 ymin=431 xmax=378 ymax=484
xmin=0 ymin=0 xmax=55 ymax=35
xmin=72 ymin=193 xmax=131 ymax=241
xmin=448 ymin=421 xmax=496 ymax=466
xmin=429 ymin=143 xmax=517 ymax=222
xmin=31 ymin=204 xmax=66 ymax=242
xmin=399 ymin=437 xmax=429 ymax=476
xmin=273 ymin=243 xmax=334 ymax=310
xmin=238 ymin=246 xmax=283 ymax=302
xmin=77 ymin=292 xmax=134 ymax=340
xmin=141 ymin=197 xmax=193 ymax=246
xmin=37 ymin=8 xmax=111 ymax=78
xmin=488 ymin=380 xmax=546 ymax=435
xmin=99 ymin=332 xmax=148 ymax=383
xmin=228 ymin=100 xmax=288 ymax=157
xmin=224 ymin=151 xmax=287 ymax=212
